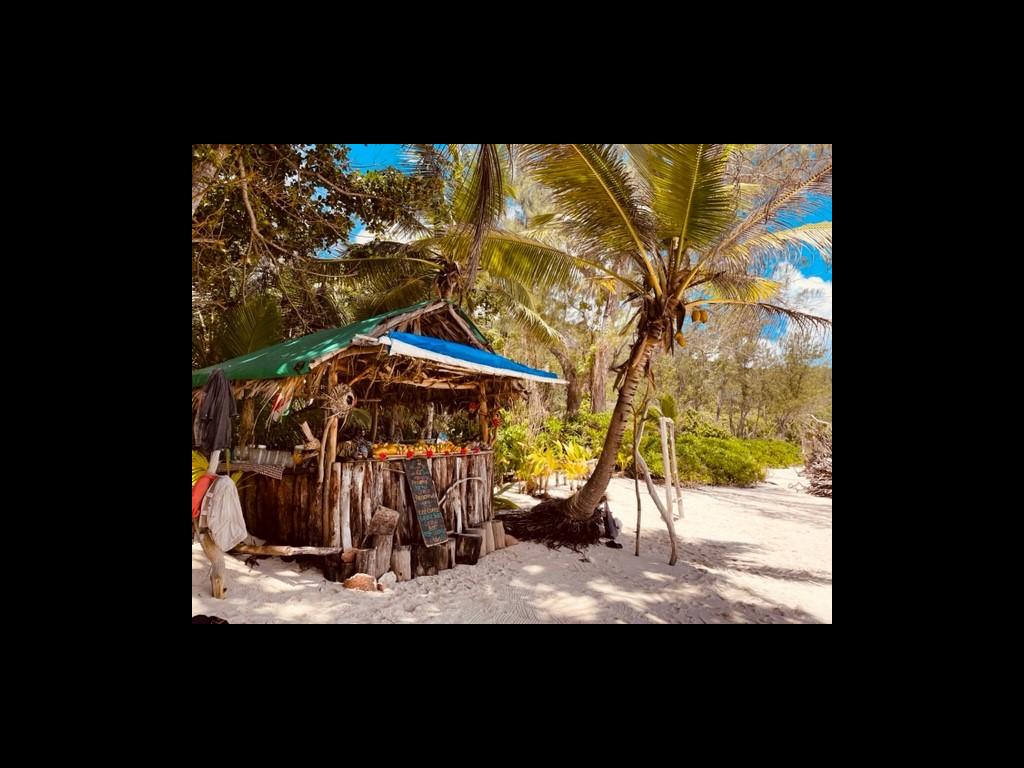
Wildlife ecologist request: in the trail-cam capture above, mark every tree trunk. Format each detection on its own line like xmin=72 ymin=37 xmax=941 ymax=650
xmin=565 ymin=329 xmax=660 ymax=520
xmin=192 ymin=144 xmax=233 ymax=216
xmin=550 ymin=344 xmax=581 ymax=417
xmin=589 ymin=339 xmax=610 ymax=413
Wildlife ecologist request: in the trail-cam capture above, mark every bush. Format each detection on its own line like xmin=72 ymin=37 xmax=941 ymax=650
xmin=744 ymin=439 xmax=802 ymax=467
xmin=637 ymin=433 xmax=768 ymax=487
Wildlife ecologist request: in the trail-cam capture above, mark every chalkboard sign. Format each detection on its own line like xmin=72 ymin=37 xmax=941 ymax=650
xmin=404 ymin=457 xmax=448 ymax=547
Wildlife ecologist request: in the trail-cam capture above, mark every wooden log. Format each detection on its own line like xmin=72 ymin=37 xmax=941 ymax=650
xmin=391 ymin=545 xmax=412 ymax=582
xmin=329 ymin=462 xmax=342 ymax=547
xmin=354 ymin=547 xmax=377 ymax=580
xmin=200 ymin=533 xmax=226 ymax=599
xmin=466 ymin=526 xmax=492 ymax=556
xmin=340 ymin=463 xmax=353 ymax=550
xmin=490 ymin=520 xmax=507 ymax=550
xmin=232 ymin=544 xmax=343 ymax=556
xmin=412 ymin=543 xmax=447 ymax=577
xmin=454 ymin=533 xmax=482 ymax=566
xmin=446 ymin=536 xmax=457 ymax=568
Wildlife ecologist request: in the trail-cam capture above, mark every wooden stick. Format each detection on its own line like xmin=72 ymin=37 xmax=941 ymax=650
xmin=231 ymin=544 xmax=343 ymax=556
xmin=636 ymin=454 xmax=678 ymax=566
xmin=658 ymin=417 xmax=676 ymax=522
xmin=200 ymin=532 xmax=226 ymax=598
xmin=669 ymin=422 xmax=684 ymax=519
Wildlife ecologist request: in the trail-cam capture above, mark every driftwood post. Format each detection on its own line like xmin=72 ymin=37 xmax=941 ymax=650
xmin=329 ymin=462 xmax=342 ymax=547
xmin=668 ymin=421 xmax=684 ymax=519
xmin=200 ymin=449 xmax=226 ymax=598
xmin=658 ymin=417 xmax=677 ymax=521
xmin=478 ymin=382 xmax=489 ymax=444
xmin=491 ymin=520 xmax=507 ymax=549
xmin=636 ymin=453 xmax=678 ymax=566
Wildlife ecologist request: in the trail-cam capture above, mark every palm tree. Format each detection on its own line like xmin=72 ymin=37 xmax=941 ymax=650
xmin=501 ymin=144 xmax=832 ymax=547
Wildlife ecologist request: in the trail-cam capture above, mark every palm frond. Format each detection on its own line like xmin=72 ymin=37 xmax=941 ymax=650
xmin=480 ymin=229 xmax=583 ymax=290
xmin=697 ymin=273 xmax=781 ymax=304
xmin=625 ymin=144 xmax=735 ymax=260
xmin=452 ymin=144 xmax=510 ymax=294
xmin=705 ymin=299 xmax=832 ymax=337
xmin=488 ymin=277 xmax=565 ymax=347
xmin=214 ymin=295 xmax=283 ymax=360
xmin=712 ymin=159 xmax=832 ymax=260
xmin=730 ymin=221 xmax=832 ymax=268
xmin=519 ymin=144 xmax=660 ymax=295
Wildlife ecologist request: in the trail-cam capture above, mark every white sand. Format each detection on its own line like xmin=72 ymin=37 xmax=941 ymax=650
xmin=192 ymin=467 xmax=831 ymax=624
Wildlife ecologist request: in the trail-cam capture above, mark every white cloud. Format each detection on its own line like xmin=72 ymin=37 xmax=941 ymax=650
xmin=773 ymin=263 xmax=832 ymax=320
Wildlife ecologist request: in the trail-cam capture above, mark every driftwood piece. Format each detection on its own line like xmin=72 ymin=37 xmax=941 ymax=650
xmin=454 ymin=533 xmax=482 ymax=565
xmin=340 ymin=463 xmax=353 ymax=549
xmin=490 ymin=520 xmax=507 ymax=549
xmin=391 ymin=545 xmax=412 ymax=582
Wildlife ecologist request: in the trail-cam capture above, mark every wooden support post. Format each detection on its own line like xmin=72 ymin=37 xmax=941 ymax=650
xmin=479 ymin=382 xmax=489 ymax=444
xmin=391 ymin=545 xmax=412 ymax=581
xmin=636 ymin=453 xmax=678 ymax=566
xmin=322 ymin=416 xmax=338 ymax=543
xmin=658 ymin=417 xmax=677 ymax=521
xmin=340 ymin=463 xmax=353 ymax=550
xmin=239 ymin=397 xmax=255 ymax=448
xmin=669 ymin=422 xmax=684 ymax=519
xmin=329 ymin=462 xmax=342 ymax=547
xmin=200 ymin=532 xmax=225 ymax=599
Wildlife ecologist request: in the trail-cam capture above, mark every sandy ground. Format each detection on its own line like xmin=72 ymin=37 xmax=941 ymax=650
xmin=192 ymin=467 xmax=832 ymax=624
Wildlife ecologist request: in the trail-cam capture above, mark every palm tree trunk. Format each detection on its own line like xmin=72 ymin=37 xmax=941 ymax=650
xmin=564 ymin=329 xmax=659 ymax=520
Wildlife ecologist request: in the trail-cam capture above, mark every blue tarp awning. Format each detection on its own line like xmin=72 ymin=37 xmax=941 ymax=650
xmin=384 ymin=332 xmax=566 ymax=385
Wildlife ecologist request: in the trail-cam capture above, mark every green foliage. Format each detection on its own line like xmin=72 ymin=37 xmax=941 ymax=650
xmin=743 ymin=439 xmax=802 ymax=467
xmin=636 ymin=433 xmax=799 ymax=487
xmin=677 ymin=408 xmax=730 ymax=438
xmin=494 ymin=420 xmax=528 ymax=480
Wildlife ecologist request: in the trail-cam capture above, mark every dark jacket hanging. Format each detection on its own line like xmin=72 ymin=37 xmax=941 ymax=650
xmin=197 ymin=368 xmax=236 ymax=455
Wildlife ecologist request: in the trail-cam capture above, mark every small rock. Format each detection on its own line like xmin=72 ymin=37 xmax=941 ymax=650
xmin=343 ymin=573 xmax=377 ymax=591
xmin=379 ymin=571 xmax=397 ymax=588
xmin=504 ymin=534 xmax=520 ymax=546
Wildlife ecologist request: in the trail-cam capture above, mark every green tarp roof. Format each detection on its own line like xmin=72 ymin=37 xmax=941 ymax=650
xmin=192 ymin=301 xmax=487 ymax=388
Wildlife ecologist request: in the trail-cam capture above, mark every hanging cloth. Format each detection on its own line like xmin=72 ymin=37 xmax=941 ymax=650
xmin=197 ymin=368 xmax=236 ymax=455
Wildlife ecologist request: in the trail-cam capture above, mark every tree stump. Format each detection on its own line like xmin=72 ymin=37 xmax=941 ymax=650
xmin=391 ymin=545 xmax=412 ymax=582
xmin=364 ymin=507 xmax=400 ymax=579
xmin=412 ymin=543 xmax=447 ymax=577
xmin=354 ymin=548 xmax=377 ymax=580
xmin=490 ymin=520 xmax=507 ymax=549
xmin=466 ymin=526 xmax=492 ymax=556
xmin=454 ymin=533 xmax=482 ymax=565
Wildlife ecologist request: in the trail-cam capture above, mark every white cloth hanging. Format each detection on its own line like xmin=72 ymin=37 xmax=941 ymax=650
xmin=201 ymin=476 xmax=248 ymax=552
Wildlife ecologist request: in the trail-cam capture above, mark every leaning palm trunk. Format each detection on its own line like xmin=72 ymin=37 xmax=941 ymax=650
xmin=502 ymin=325 xmax=661 ymax=549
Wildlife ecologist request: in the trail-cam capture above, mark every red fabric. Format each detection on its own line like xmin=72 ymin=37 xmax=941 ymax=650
xmin=192 ymin=475 xmax=216 ymax=520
